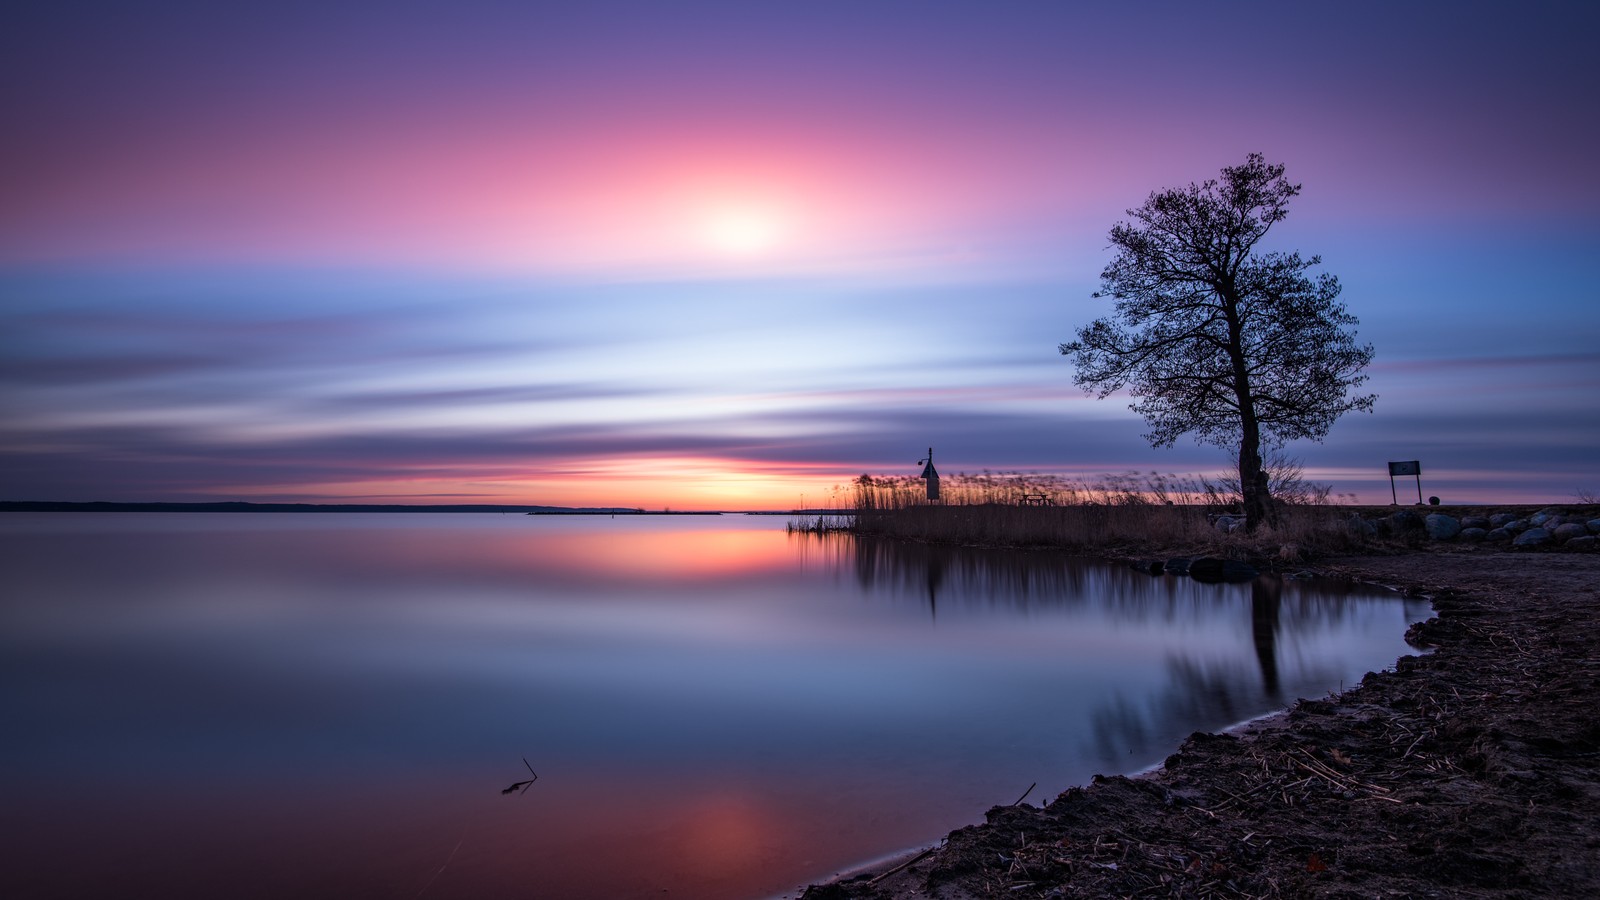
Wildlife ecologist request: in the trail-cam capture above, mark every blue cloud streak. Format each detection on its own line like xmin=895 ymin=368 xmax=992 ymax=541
xmin=3 ymin=267 xmax=1595 ymax=504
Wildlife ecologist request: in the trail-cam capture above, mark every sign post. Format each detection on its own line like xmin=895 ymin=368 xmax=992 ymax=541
xmin=1387 ymin=460 xmax=1422 ymax=505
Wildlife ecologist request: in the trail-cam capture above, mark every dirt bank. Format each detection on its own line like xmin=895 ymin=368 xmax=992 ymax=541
xmin=802 ymin=551 xmax=1600 ymax=898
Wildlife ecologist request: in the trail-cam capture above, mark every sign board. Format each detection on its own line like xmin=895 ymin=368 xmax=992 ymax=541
xmin=1387 ymin=460 xmax=1424 ymax=504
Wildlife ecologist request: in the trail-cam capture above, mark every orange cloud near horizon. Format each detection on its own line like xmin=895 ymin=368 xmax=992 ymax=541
xmin=204 ymin=455 xmax=859 ymax=511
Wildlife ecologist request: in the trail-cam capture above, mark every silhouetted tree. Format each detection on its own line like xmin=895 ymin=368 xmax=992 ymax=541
xmin=1061 ymin=154 xmax=1375 ymax=531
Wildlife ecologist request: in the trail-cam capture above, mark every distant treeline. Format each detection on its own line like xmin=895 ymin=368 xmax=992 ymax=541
xmin=2 ymin=501 xmax=605 ymax=513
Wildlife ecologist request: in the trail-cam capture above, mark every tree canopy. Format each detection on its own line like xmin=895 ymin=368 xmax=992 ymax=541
xmin=1060 ymin=154 xmax=1375 ymax=530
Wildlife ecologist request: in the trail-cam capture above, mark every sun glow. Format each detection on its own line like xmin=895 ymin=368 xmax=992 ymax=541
xmin=699 ymin=206 xmax=787 ymax=256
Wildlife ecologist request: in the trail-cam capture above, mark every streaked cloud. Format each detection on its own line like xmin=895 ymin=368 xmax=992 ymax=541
xmin=2 ymin=2 xmax=1596 ymax=506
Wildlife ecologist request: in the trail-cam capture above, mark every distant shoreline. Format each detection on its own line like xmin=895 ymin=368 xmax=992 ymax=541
xmin=1 ymin=500 xmax=692 ymax=514
xmin=0 ymin=501 xmax=855 ymax=516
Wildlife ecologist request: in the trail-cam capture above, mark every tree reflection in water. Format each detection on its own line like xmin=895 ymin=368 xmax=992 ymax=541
xmin=791 ymin=531 xmax=1428 ymax=774
xmin=1253 ymin=577 xmax=1283 ymax=697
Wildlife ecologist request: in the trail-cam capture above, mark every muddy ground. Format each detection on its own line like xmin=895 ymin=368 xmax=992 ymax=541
xmin=802 ymin=550 xmax=1600 ymax=898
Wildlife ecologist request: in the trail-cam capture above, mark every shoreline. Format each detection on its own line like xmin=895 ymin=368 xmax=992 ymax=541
xmin=797 ymin=549 xmax=1600 ymax=898
xmin=787 ymin=705 xmax=1308 ymax=898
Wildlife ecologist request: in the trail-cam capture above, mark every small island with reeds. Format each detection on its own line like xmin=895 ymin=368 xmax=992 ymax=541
xmin=800 ymin=470 xmax=1600 ymax=897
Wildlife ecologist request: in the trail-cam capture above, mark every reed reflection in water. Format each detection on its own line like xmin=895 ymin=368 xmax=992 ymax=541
xmin=0 ymin=514 xmax=1427 ymax=900
xmin=799 ymin=532 xmax=1429 ymax=772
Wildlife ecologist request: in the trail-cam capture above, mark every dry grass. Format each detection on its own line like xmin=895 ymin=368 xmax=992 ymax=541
xmin=852 ymin=502 xmax=1371 ymax=560
xmin=837 ymin=470 xmax=1596 ymax=560
xmin=845 ymin=469 xmax=1362 ymax=557
xmin=849 ymin=470 xmax=1220 ymax=510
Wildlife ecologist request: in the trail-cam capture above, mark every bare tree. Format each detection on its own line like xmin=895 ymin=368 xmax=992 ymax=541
xmin=1061 ymin=154 xmax=1374 ymax=531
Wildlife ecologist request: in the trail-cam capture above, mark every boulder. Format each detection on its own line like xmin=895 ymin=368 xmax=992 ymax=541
xmin=1458 ymin=527 xmax=1488 ymax=543
xmin=1485 ymin=528 xmax=1513 ymax=543
xmin=1164 ymin=557 xmax=1192 ymax=576
xmin=1567 ymin=535 xmax=1598 ymax=551
xmin=1489 ymin=512 xmax=1517 ymax=528
xmin=1388 ymin=510 xmax=1424 ymax=533
xmin=1188 ymin=557 xmax=1259 ymax=583
xmin=1513 ymin=527 xmax=1552 ymax=548
xmin=1503 ymin=519 xmax=1529 ymax=534
xmin=1346 ymin=515 xmax=1377 ymax=538
xmin=1461 ymin=515 xmax=1491 ymax=530
xmin=1553 ymin=523 xmax=1589 ymax=543
xmin=1588 ymin=519 xmax=1600 ymax=535
xmin=1425 ymin=513 xmax=1462 ymax=541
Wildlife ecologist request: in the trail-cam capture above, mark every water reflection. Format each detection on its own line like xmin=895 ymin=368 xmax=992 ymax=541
xmin=1253 ymin=578 xmax=1282 ymax=696
xmin=798 ymin=531 xmax=1427 ymax=772
xmin=2 ymin=515 xmax=1427 ymax=900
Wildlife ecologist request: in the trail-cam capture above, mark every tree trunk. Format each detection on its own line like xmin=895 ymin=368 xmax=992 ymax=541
xmin=1223 ymin=289 xmax=1273 ymax=532
xmin=1238 ymin=420 xmax=1273 ymax=532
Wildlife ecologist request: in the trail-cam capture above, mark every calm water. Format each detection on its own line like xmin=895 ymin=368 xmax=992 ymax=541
xmin=0 ymin=514 xmax=1427 ymax=899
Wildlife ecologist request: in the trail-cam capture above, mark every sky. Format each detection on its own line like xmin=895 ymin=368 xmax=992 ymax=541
xmin=3 ymin=0 xmax=1597 ymax=509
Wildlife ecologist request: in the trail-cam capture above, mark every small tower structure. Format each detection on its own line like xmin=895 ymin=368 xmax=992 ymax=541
xmin=918 ymin=447 xmax=940 ymax=501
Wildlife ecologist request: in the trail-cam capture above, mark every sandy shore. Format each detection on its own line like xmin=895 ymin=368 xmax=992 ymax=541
xmin=801 ymin=550 xmax=1600 ymax=898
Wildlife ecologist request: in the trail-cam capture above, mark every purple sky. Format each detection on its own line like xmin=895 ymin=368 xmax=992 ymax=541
xmin=3 ymin=1 xmax=1597 ymax=507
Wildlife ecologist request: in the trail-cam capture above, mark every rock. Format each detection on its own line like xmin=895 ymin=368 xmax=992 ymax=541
xmin=1485 ymin=528 xmax=1513 ymax=543
xmin=1503 ymin=519 xmax=1529 ymax=534
xmin=1388 ymin=510 xmax=1424 ymax=533
xmin=1188 ymin=557 xmax=1259 ymax=583
xmin=1346 ymin=515 xmax=1377 ymax=538
xmin=1568 ymin=535 xmax=1598 ymax=551
xmin=1129 ymin=559 xmax=1166 ymax=575
xmin=1553 ymin=523 xmax=1589 ymax=542
xmin=1164 ymin=557 xmax=1192 ymax=575
xmin=1459 ymin=527 xmax=1488 ymax=543
xmin=1588 ymin=519 xmax=1600 ymax=535
xmin=1489 ymin=512 xmax=1517 ymax=528
xmin=1461 ymin=515 xmax=1491 ymax=530
xmin=1513 ymin=527 xmax=1552 ymax=548
xmin=1425 ymin=513 xmax=1462 ymax=541
xmin=1532 ymin=506 xmax=1564 ymax=525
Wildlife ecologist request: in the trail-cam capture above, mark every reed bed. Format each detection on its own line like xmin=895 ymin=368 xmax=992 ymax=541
xmin=855 ymin=502 xmax=1369 ymax=557
xmin=843 ymin=469 xmax=1366 ymax=558
xmin=784 ymin=512 xmax=853 ymax=534
xmin=850 ymin=470 xmax=1221 ymax=510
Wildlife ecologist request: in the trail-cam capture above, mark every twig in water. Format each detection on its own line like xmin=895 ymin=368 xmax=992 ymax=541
xmin=868 ymin=846 xmax=937 ymax=885
xmin=415 ymin=838 xmax=463 ymax=897
xmin=501 ymin=758 xmax=539 ymax=795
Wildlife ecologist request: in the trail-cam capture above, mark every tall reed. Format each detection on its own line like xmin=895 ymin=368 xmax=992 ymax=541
xmin=846 ymin=469 xmax=1365 ymax=557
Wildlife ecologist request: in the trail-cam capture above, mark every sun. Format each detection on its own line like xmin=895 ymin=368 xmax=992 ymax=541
xmin=700 ymin=207 xmax=785 ymax=256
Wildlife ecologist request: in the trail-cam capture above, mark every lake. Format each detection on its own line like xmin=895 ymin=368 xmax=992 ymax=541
xmin=0 ymin=513 xmax=1428 ymax=898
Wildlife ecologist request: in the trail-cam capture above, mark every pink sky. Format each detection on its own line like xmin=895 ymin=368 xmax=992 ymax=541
xmin=2 ymin=1 xmax=1596 ymax=507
